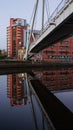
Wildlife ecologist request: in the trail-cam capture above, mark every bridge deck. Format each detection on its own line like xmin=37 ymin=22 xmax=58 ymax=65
xmin=29 ymin=0 xmax=73 ymax=53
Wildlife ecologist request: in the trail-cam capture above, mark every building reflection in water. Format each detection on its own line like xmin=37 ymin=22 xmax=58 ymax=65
xmin=7 ymin=72 xmax=50 ymax=130
xmin=6 ymin=68 xmax=73 ymax=129
xmin=34 ymin=68 xmax=73 ymax=92
xmin=7 ymin=73 xmax=27 ymax=106
xmin=31 ymin=67 xmax=73 ymax=114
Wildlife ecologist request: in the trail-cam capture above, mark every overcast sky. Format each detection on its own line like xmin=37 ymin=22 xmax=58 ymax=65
xmin=0 ymin=0 xmax=61 ymax=49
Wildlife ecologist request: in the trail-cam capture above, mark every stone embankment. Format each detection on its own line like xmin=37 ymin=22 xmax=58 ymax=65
xmin=0 ymin=60 xmax=73 ymax=69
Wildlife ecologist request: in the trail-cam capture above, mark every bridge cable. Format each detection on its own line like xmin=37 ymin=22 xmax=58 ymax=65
xmin=43 ymin=0 xmax=50 ymax=28
xmin=26 ymin=0 xmax=39 ymax=59
xmin=45 ymin=0 xmax=50 ymax=21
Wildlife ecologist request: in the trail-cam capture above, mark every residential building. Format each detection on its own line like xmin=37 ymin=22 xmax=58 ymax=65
xmin=42 ymin=37 xmax=73 ymax=62
xmin=7 ymin=18 xmax=27 ymax=59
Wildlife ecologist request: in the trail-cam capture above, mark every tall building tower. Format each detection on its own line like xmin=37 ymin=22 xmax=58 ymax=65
xmin=7 ymin=18 xmax=27 ymax=59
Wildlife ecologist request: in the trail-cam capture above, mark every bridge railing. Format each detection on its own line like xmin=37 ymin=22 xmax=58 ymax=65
xmin=43 ymin=0 xmax=72 ymax=33
xmin=29 ymin=0 xmax=72 ymax=51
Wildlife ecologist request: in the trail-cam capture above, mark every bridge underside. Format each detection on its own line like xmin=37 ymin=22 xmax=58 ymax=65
xmin=30 ymin=13 xmax=73 ymax=53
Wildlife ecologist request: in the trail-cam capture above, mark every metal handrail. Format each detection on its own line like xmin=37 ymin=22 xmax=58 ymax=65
xmin=42 ymin=0 xmax=72 ymax=32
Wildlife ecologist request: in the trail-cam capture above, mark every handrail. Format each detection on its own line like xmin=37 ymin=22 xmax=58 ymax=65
xmin=42 ymin=0 xmax=72 ymax=32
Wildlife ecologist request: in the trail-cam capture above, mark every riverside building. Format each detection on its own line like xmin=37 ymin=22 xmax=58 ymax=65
xmin=42 ymin=37 xmax=73 ymax=62
xmin=7 ymin=18 xmax=27 ymax=59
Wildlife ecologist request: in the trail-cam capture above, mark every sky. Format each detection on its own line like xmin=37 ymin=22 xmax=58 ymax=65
xmin=0 ymin=0 xmax=61 ymax=49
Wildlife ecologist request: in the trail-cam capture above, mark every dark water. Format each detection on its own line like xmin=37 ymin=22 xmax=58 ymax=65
xmin=0 ymin=66 xmax=73 ymax=130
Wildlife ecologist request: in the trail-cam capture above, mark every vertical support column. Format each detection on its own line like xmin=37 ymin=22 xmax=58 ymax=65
xmin=26 ymin=0 xmax=39 ymax=60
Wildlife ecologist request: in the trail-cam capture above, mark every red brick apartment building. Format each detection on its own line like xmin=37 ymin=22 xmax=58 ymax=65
xmin=30 ymin=35 xmax=73 ymax=62
xmin=42 ymin=37 xmax=73 ymax=62
xmin=7 ymin=18 xmax=27 ymax=59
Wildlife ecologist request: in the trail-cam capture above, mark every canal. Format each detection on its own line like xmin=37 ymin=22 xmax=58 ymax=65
xmin=0 ymin=66 xmax=73 ymax=130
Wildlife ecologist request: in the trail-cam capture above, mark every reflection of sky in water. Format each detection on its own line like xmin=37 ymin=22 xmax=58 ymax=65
xmin=54 ymin=91 xmax=73 ymax=113
xmin=0 ymin=75 xmax=50 ymax=130
xmin=0 ymin=76 xmax=35 ymax=129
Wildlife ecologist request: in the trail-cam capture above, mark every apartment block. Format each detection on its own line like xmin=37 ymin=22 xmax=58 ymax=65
xmin=42 ymin=37 xmax=73 ymax=62
xmin=7 ymin=18 xmax=27 ymax=59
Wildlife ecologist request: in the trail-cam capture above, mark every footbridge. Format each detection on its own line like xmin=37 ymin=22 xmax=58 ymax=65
xmin=28 ymin=0 xmax=73 ymax=54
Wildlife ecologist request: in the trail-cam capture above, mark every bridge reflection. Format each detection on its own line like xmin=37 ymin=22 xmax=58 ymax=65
xmin=29 ymin=67 xmax=73 ymax=129
xmin=0 ymin=66 xmax=73 ymax=129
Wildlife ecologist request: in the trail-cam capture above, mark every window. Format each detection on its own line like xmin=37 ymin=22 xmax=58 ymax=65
xmin=63 ymin=40 xmax=69 ymax=44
